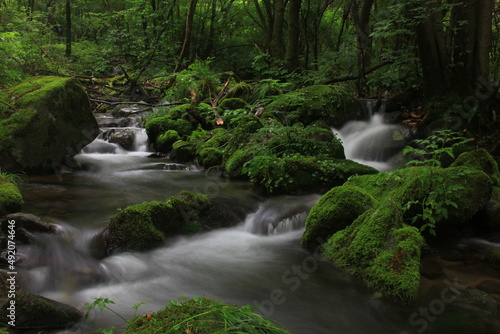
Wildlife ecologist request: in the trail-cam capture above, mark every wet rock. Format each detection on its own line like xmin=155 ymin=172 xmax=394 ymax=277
xmin=0 ymin=291 xmax=82 ymax=329
xmin=109 ymin=129 xmax=136 ymax=150
xmin=1 ymin=213 xmax=56 ymax=234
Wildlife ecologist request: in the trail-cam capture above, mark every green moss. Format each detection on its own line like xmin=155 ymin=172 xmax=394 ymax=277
xmin=322 ymin=198 xmax=424 ymax=303
xmin=219 ymin=97 xmax=248 ymax=111
xmin=0 ymin=76 xmax=97 ymax=157
xmin=171 ymin=140 xmax=196 ymax=163
xmin=266 ymin=85 xmax=355 ymax=127
xmin=302 ymin=185 xmax=377 ymax=249
xmin=145 ymin=117 xmax=193 ymax=143
xmin=125 ymin=297 xmax=291 ymax=334
xmin=224 ymin=149 xmax=254 ymax=177
xmin=105 ymin=192 xmax=218 ymax=254
xmin=156 ymin=130 xmax=180 ymax=153
xmin=198 ymin=147 xmax=223 ymax=167
xmin=243 ymin=156 xmax=377 ymax=194
xmin=0 ymin=178 xmax=23 ymax=214
xmin=345 ymin=166 xmax=492 ymax=232
xmin=451 ymin=148 xmax=500 ymax=186
xmin=168 ymin=103 xmax=213 ymax=129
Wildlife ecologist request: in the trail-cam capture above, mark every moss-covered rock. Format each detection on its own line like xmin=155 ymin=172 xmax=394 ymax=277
xmin=145 ymin=117 xmax=193 ymax=143
xmin=322 ymin=198 xmax=425 ymax=303
xmin=451 ymin=148 xmax=500 ymax=187
xmin=0 ymin=291 xmax=82 ymax=329
xmin=125 ymin=297 xmax=291 ymax=334
xmin=168 ymin=103 xmax=213 ymax=129
xmin=170 ymin=140 xmax=196 ymax=163
xmin=156 ymin=130 xmax=181 ymax=153
xmin=102 ymin=191 xmax=241 ymax=255
xmin=302 ymin=185 xmax=377 ymax=249
xmin=265 ymin=85 xmax=355 ymax=127
xmin=198 ymin=147 xmax=223 ymax=167
xmin=0 ymin=180 xmax=23 ymax=215
xmin=244 ymin=156 xmax=378 ymax=194
xmin=345 ymin=166 xmax=492 ymax=235
xmin=0 ymin=76 xmax=99 ymax=173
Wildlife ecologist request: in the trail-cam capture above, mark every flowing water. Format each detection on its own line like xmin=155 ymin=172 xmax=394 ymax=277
xmin=15 ymin=110 xmax=475 ymax=334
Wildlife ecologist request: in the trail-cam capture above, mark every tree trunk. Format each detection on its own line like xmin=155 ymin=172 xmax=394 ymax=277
xmin=175 ymin=0 xmax=198 ymax=72
xmin=65 ymin=0 xmax=72 ymax=57
xmin=351 ymin=0 xmax=374 ymax=97
xmin=285 ymin=0 xmax=301 ymax=71
xmin=414 ymin=0 xmax=451 ymax=98
xmin=270 ymin=0 xmax=285 ymax=59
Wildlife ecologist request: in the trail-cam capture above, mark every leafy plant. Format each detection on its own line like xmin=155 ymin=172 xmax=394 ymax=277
xmin=0 ymin=168 xmax=26 ymax=187
xmin=84 ymin=297 xmax=149 ymax=334
xmin=402 ymin=130 xmax=472 ymax=235
xmin=403 ymin=129 xmax=471 ymax=167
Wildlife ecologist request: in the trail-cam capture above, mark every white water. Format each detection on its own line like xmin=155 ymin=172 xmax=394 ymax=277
xmin=333 ymin=103 xmax=407 ymax=171
xmin=16 ymin=110 xmax=423 ymax=334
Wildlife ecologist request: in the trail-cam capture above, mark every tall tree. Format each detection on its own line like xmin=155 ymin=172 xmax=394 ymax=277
xmin=65 ymin=0 xmax=71 ymax=57
xmin=175 ymin=0 xmax=198 ymax=72
xmin=285 ymin=0 xmax=301 ymax=71
xmin=351 ymin=0 xmax=374 ymax=96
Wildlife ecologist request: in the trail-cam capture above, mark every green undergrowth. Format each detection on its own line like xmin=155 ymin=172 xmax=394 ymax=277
xmin=125 ymin=297 xmax=291 ymax=334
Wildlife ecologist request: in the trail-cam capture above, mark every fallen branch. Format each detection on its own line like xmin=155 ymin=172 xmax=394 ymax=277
xmin=89 ymin=99 xmax=185 ymax=107
xmin=321 ymin=61 xmax=392 ymax=85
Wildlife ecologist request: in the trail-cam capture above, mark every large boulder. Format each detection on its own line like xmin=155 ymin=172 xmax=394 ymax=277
xmin=0 ymin=291 xmax=82 ymax=329
xmin=321 ymin=198 xmax=425 ymax=303
xmin=344 ymin=166 xmax=493 ymax=237
xmin=0 ymin=76 xmax=99 ymax=173
xmin=302 ymin=185 xmax=377 ymax=249
xmin=265 ymin=85 xmax=355 ymax=127
xmin=101 ymin=191 xmax=242 ymax=255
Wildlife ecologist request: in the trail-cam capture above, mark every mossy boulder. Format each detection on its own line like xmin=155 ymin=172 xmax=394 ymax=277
xmin=125 ymin=297 xmax=291 ymax=334
xmin=345 ymin=166 xmax=492 ymax=236
xmin=156 ymin=130 xmax=181 ymax=153
xmin=244 ymin=156 xmax=378 ymax=194
xmin=198 ymin=147 xmax=223 ymax=167
xmin=168 ymin=103 xmax=213 ymax=129
xmin=322 ymin=198 xmax=425 ymax=303
xmin=102 ymin=191 xmax=241 ymax=255
xmin=0 ymin=291 xmax=82 ymax=329
xmin=145 ymin=117 xmax=193 ymax=143
xmin=170 ymin=140 xmax=196 ymax=163
xmin=302 ymin=185 xmax=377 ymax=249
xmin=0 ymin=180 xmax=23 ymax=215
xmin=223 ymin=125 xmax=346 ymax=179
xmin=451 ymin=148 xmax=500 ymax=187
xmin=265 ymin=85 xmax=355 ymax=127
xmin=0 ymin=76 xmax=99 ymax=173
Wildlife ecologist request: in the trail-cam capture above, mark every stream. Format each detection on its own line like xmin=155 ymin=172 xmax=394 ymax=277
xmin=15 ymin=107 xmax=470 ymax=334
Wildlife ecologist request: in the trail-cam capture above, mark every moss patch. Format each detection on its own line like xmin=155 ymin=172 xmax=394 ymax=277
xmin=104 ymin=191 xmax=240 ymax=255
xmin=0 ymin=76 xmax=98 ymax=173
xmin=0 ymin=180 xmax=23 ymax=215
xmin=302 ymin=185 xmax=377 ymax=249
xmin=266 ymin=85 xmax=355 ymax=127
xmin=322 ymin=198 xmax=424 ymax=303
xmin=125 ymin=297 xmax=291 ymax=334
xmin=451 ymin=148 xmax=500 ymax=186
xmin=344 ymin=166 xmax=492 ymax=234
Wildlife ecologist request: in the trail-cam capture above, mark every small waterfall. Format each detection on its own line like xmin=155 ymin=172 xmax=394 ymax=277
xmin=243 ymin=195 xmax=320 ymax=235
xmin=334 ymin=99 xmax=407 ymax=171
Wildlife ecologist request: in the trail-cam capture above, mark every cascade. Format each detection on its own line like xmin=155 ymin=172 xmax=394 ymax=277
xmin=334 ymin=99 xmax=407 ymax=171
